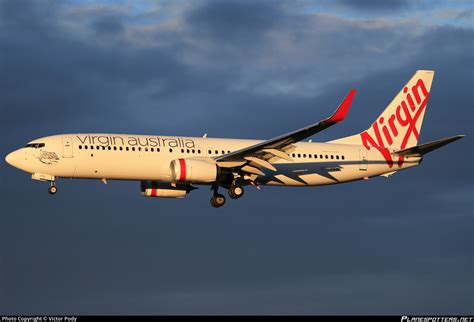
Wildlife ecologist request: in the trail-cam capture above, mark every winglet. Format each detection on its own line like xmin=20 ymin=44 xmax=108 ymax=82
xmin=322 ymin=89 xmax=356 ymax=124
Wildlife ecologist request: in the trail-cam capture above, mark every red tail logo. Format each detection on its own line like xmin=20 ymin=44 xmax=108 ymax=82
xmin=360 ymin=79 xmax=429 ymax=168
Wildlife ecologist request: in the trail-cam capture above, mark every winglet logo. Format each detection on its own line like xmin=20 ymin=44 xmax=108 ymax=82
xmin=360 ymin=79 xmax=430 ymax=168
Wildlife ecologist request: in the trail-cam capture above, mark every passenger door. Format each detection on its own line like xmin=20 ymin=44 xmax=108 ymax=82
xmin=62 ymin=137 xmax=74 ymax=158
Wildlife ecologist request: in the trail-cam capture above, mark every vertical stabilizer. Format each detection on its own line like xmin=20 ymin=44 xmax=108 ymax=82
xmin=331 ymin=70 xmax=434 ymax=149
xmin=330 ymin=70 xmax=434 ymax=167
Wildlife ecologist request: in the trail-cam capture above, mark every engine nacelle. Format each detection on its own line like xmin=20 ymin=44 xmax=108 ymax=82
xmin=170 ymin=158 xmax=217 ymax=183
xmin=140 ymin=181 xmax=191 ymax=198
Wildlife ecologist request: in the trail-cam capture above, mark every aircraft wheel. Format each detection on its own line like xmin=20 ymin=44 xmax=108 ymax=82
xmin=210 ymin=194 xmax=226 ymax=208
xmin=229 ymin=185 xmax=244 ymax=199
xmin=48 ymin=185 xmax=57 ymax=195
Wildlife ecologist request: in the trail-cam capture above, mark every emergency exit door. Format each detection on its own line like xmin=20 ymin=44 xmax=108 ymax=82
xmin=359 ymin=149 xmax=368 ymax=171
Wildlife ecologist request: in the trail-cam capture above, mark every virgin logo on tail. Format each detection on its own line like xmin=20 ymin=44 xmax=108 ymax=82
xmin=360 ymin=79 xmax=430 ymax=168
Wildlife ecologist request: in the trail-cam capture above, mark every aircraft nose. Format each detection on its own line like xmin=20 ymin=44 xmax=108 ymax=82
xmin=5 ymin=150 xmax=20 ymax=168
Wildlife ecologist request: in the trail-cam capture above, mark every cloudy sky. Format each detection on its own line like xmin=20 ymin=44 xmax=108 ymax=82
xmin=1 ymin=0 xmax=473 ymax=314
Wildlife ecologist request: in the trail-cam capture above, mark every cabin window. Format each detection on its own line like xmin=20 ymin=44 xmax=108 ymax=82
xmin=96 ymin=146 xmax=100 ymax=150
xmin=157 ymin=148 xmax=160 ymax=152
xmin=126 ymin=147 xmax=129 ymax=151
xmin=145 ymin=147 xmax=148 ymax=152
xmin=119 ymin=147 xmax=123 ymax=151
xmin=325 ymin=155 xmax=328 ymax=159
xmin=314 ymin=154 xmax=317 ymax=159
xmin=151 ymin=148 xmax=154 ymax=152
xmin=192 ymin=149 xmax=195 ymax=154
xmin=102 ymin=146 xmax=105 ymax=150
xmin=169 ymin=148 xmax=173 ymax=153
xmin=90 ymin=146 xmax=94 ymax=150
xmin=342 ymin=155 xmax=345 ymax=160
xmin=227 ymin=150 xmax=230 ymax=154
xmin=303 ymin=154 xmax=306 ymax=158
xmin=113 ymin=146 xmax=117 ymax=151
xmin=309 ymin=154 xmax=312 ymax=158
xmin=215 ymin=150 xmax=218 ymax=155
xmin=292 ymin=153 xmax=295 ymax=157
xmin=79 ymin=145 xmax=82 ymax=149
xmin=331 ymin=155 xmax=334 ymax=159
xmin=108 ymin=146 xmax=111 ymax=150
xmin=198 ymin=149 xmax=201 ymax=154
xmin=336 ymin=155 xmax=339 ymax=160
xmin=138 ymin=147 xmax=141 ymax=151
xmin=132 ymin=147 xmax=135 ymax=151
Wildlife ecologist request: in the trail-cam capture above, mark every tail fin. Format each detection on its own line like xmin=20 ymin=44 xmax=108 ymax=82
xmin=331 ymin=70 xmax=434 ymax=150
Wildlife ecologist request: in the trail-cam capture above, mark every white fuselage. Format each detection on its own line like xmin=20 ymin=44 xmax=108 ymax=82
xmin=6 ymin=133 xmax=420 ymax=186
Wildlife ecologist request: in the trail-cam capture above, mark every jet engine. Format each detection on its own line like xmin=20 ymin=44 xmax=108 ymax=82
xmin=140 ymin=181 xmax=195 ymax=198
xmin=170 ymin=158 xmax=217 ymax=183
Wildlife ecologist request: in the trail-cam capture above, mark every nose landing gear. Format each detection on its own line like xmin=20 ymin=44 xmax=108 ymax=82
xmin=48 ymin=181 xmax=57 ymax=195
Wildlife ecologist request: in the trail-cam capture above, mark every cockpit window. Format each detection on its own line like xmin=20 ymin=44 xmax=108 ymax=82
xmin=24 ymin=143 xmax=45 ymax=148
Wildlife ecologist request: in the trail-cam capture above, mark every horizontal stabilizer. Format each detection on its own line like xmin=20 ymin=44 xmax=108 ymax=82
xmin=392 ymin=135 xmax=465 ymax=157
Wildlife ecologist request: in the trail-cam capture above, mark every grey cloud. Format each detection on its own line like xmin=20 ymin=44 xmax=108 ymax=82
xmin=186 ymin=0 xmax=284 ymax=42
xmin=0 ymin=1 xmax=194 ymax=133
xmin=0 ymin=0 xmax=59 ymax=30
xmin=338 ymin=0 xmax=409 ymax=11
xmin=91 ymin=15 xmax=125 ymax=35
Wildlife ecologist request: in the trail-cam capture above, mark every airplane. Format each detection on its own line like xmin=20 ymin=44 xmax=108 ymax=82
xmin=5 ymin=70 xmax=465 ymax=208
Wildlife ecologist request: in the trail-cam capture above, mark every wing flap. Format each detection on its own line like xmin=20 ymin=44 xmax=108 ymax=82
xmin=244 ymin=156 xmax=277 ymax=171
xmin=241 ymin=165 xmax=265 ymax=176
xmin=262 ymin=149 xmax=293 ymax=161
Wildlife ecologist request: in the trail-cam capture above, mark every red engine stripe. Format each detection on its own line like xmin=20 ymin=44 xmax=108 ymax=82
xmin=179 ymin=158 xmax=186 ymax=181
xmin=151 ymin=188 xmax=157 ymax=196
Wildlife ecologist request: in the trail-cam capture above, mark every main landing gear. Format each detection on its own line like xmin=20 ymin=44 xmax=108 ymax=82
xmin=210 ymin=184 xmax=245 ymax=208
xmin=210 ymin=186 xmax=226 ymax=208
xmin=228 ymin=184 xmax=244 ymax=199
xmin=48 ymin=181 xmax=57 ymax=195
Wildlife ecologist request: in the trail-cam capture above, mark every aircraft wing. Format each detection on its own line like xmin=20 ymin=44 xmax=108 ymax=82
xmin=215 ymin=89 xmax=356 ymax=174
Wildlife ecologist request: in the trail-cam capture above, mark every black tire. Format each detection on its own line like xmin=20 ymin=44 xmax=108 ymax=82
xmin=228 ymin=185 xmax=244 ymax=199
xmin=210 ymin=197 xmax=216 ymax=207
xmin=48 ymin=186 xmax=57 ymax=195
xmin=210 ymin=194 xmax=226 ymax=208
